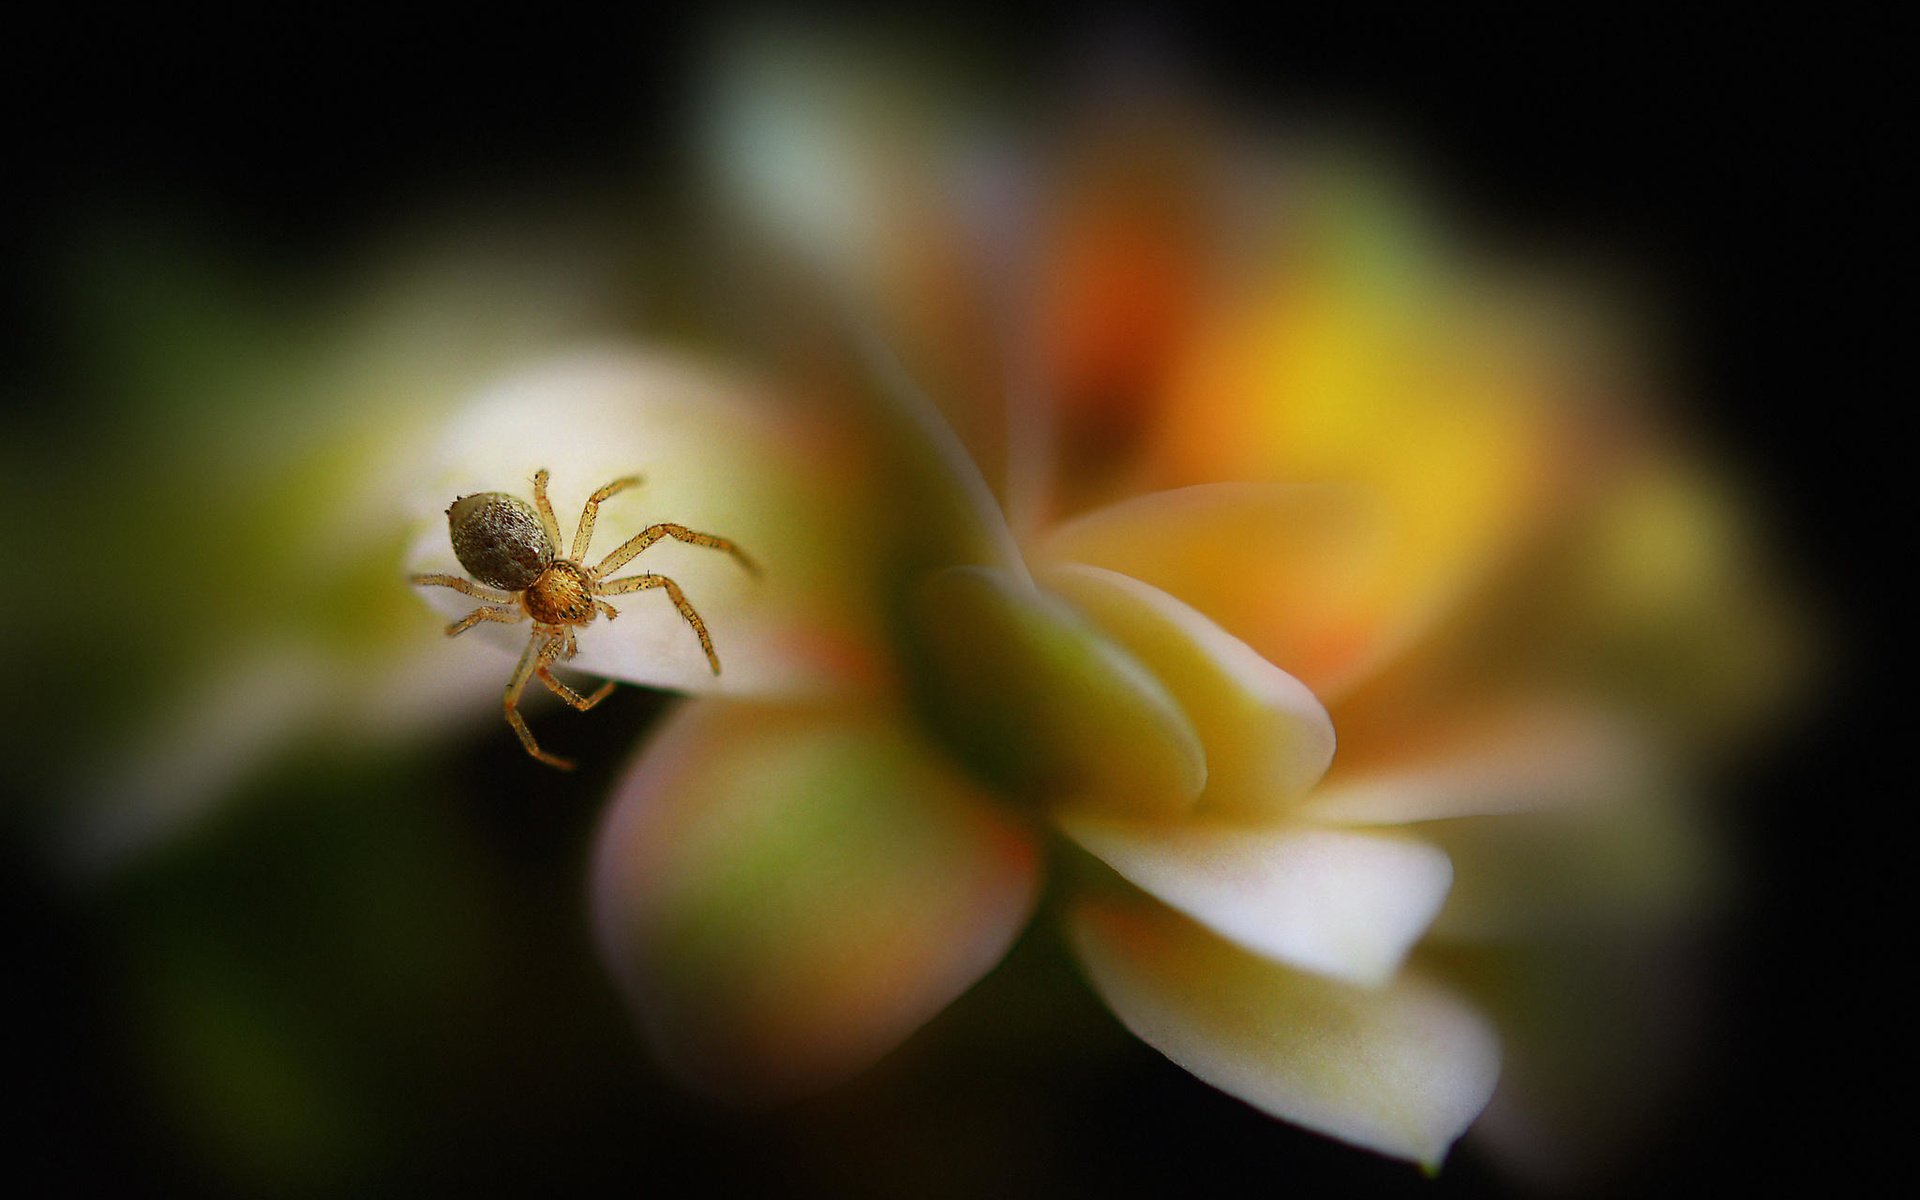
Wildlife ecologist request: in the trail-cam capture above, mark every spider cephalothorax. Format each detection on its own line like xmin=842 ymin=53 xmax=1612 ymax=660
xmin=413 ymin=469 xmax=758 ymax=769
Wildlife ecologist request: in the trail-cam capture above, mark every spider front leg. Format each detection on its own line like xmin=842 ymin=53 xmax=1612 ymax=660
xmin=531 ymin=468 xmax=565 ymax=551
xmin=598 ymin=573 xmax=721 ymax=673
xmin=412 ymin=574 xmax=514 ymax=604
xmin=572 ymin=475 xmax=643 ymax=561
xmin=445 ymin=605 xmax=525 ymax=637
xmin=504 ymin=631 xmax=575 ymax=770
xmin=593 ymin=523 xmax=761 ymax=579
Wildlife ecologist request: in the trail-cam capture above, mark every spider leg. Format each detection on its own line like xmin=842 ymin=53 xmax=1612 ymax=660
xmin=537 ymin=661 xmax=616 ymax=711
xmin=446 ymin=605 xmax=525 ymax=636
xmin=505 ymin=631 xmax=574 ymax=770
xmin=598 ymin=573 xmax=721 ymax=674
xmin=413 ymin=574 xmax=514 ymax=604
xmin=594 ymin=600 xmax=620 ymax=621
xmin=531 ymin=468 xmax=564 ymax=552
xmin=592 ymin=523 xmax=760 ymax=579
xmin=572 ymin=475 xmax=643 ymax=561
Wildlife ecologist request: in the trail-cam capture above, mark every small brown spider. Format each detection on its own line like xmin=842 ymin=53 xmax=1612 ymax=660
xmin=413 ymin=468 xmax=758 ymax=769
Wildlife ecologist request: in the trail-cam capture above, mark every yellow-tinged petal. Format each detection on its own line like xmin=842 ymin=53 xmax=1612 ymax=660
xmin=1151 ymin=165 xmax=1555 ymax=511
xmin=591 ymin=699 xmax=1039 ymax=1102
xmin=1068 ymin=895 xmax=1500 ymax=1169
xmin=1300 ymin=705 xmax=1641 ymax=826
xmin=1037 ymin=483 xmax=1413 ymax=699
xmin=1059 ymin=812 xmax=1451 ymax=987
xmin=1318 ymin=449 xmax=1806 ymax=770
xmin=404 ymin=351 xmax=884 ymax=699
xmin=905 ymin=565 xmax=1206 ymax=818
xmin=1043 ymin=563 xmax=1333 ymax=817
xmin=1508 ymin=454 xmax=1805 ymax=747
xmin=1139 ymin=209 xmax=1564 ymax=697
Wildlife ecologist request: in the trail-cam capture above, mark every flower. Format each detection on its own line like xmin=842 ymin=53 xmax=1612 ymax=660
xmin=38 ymin=219 xmax=640 ymax=872
xmin=404 ymin=34 xmax=1798 ymax=1177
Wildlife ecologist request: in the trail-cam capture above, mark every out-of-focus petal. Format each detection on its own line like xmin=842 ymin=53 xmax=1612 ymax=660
xmin=1030 ymin=106 xmax=1227 ymax=519
xmin=1132 ymin=178 xmax=1565 ymax=696
xmin=1319 ymin=450 xmax=1807 ymax=772
xmin=1417 ymin=785 xmax=1720 ymax=941
xmin=592 ymin=699 xmax=1039 ymax=1103
xmin=43 ymin=226 xmax=638 ymax=867
xmin=1058 ymin=812 xmax=1450 ymax=986
xmin=1151 ymin=165 xmax=1557 ymax=511
xmin=1500 ymin=455 xmax=1806 ymax=747
xmin=404 ymin=351 xmax=884 ymax=699
xmin=1043 ymin=563 xmax=1333 ymax=817
xmin=1294 ymin=706 xmax=1716 ymax=941
xmin=906 ymin=565 xmax=1205 ymax=818
xmin=1300 ymin=705 xmax=1641 ymax=826
xmin=65 ymin=646 xmax=336 ymax=876
xmin=1068 ymin=896 xmax=1500 ymax=1169
xmin=1037 ymin=482 xmax=1414 ymax=699
xmin=849 ymin=322 xmax=1032 ymax=585
xmin=705 ymin=26 xmax=1014 ymax=496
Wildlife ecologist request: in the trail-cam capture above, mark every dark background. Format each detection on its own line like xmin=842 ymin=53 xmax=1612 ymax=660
xmin=7 ymin=10 xmax=1894 ymax=1196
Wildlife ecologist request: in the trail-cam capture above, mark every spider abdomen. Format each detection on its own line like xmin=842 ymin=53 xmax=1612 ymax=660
xmin=448 ymin=492 xmax=554 ymax=591
xmin=523 ymin=561 xmax=597 ymax=626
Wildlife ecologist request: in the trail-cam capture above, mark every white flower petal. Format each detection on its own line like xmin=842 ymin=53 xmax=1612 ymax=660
xmin=1059 ymin=812 xmax=1451 ymax=986
xmin=1044 ymin=563 xmax=1334 ymax=816
xmin=404 ymin=350 xmax=883 ymax=700
xmin=1068 ymin=896 xmax=1500 ymax=1169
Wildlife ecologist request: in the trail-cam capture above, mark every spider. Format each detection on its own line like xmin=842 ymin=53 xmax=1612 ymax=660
xmin=412 ymin=468 xmax=758 ymax=770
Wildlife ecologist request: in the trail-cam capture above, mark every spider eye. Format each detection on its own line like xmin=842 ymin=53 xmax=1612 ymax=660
xmin=449 ymin=492 xmax=553 ymax=590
